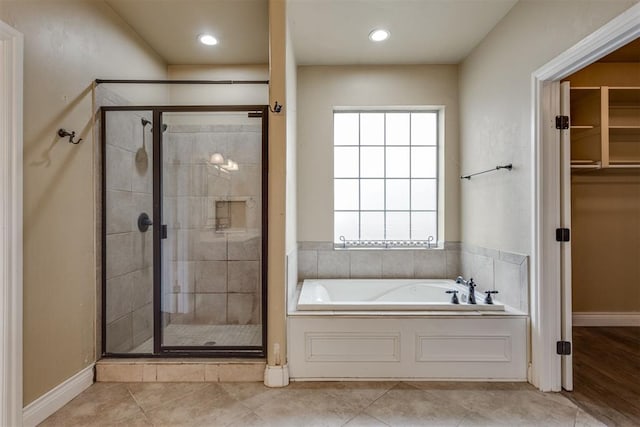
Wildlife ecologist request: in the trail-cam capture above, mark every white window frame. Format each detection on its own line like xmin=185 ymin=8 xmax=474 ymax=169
xmin=333 ymin=107 xmax=443 ymax=249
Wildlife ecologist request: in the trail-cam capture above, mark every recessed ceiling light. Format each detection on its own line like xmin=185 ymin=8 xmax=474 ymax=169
xmin=198 ymin=34 xmax=218 ymax=46
xmin=369 ymin=29 xmax=390 ymax=42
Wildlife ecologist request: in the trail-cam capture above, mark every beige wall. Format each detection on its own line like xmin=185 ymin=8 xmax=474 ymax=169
xmin=459 ymin=0 xmax=637 ymax=255
xmin=0 ymin=0 xmax=167 ymax=405
xmin=296 ymin=65 xmax=460 ymax=243
xmin=167 ymin=65 xmax=268 ymax=105
xmin=571 ymin=176 xmax=640 ymax=312
xmin=285 ymin=20 xmax=298 ymax=310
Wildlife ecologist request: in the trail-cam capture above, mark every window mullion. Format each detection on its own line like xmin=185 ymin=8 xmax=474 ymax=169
xmin=358 ymin=113 xmax=362 ymax=241
xmin=383 ymin=113 xmax=387 ymax=241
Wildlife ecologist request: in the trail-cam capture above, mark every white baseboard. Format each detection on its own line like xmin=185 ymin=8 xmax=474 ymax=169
xmin=264 ymin=364 xmax=289 ymax=387
xmin=573 ymin=312 xmax=640 ymax=327
xmin=22 ymin=364 xmax=94 ymax=427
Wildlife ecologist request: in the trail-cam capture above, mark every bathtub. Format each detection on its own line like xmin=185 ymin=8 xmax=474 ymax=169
xmin=289 ymin=278 xmax=527 ymax=381
xmin=297 ymin=279 xmax=504 ymax=311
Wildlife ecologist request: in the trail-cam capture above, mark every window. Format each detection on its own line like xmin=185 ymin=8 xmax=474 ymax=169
xmin=333 ymin=110 xmax=439 ymax=248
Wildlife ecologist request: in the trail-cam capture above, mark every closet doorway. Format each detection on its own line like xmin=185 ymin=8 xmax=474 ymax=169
xmin=560 ymin=38 xmax=640 ymax=425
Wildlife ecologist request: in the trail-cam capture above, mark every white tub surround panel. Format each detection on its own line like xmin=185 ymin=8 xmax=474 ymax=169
xmin=288 ymin=315 xmax=527 ymax=381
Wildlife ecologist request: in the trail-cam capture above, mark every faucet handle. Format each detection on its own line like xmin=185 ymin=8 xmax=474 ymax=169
xmin=445 ymin=290 xmax=460 ymax=304
xmin=484 ymin=290 xmax=499 ymax=304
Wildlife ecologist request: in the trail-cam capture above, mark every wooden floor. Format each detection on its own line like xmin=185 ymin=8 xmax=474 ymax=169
xmin=563 ymin=327 xmax=640 ymax=426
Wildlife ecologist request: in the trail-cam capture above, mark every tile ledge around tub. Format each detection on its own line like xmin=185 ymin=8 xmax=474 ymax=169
xmin=288 ymin=310 xmax=528 ymax=318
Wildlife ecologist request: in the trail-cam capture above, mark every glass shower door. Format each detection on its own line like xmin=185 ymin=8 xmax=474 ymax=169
xmin=159 ymin=109 xmax=266 ymax=353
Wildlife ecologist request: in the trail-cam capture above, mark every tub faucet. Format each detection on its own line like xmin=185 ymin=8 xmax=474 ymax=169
xmin=467 ymin=278 xmax=477 ymax=304
xmin=455 ymin=276 xmax=467 ymax=285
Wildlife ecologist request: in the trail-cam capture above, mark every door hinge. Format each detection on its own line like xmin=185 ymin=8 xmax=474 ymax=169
xmin=556 ymin=228 xmax=570 ymax=242
xmin=161 ymin=224 xmax=168 ymax=239
xmin=557 ymin=341 xmax=572 ymax=355
xmin=555 ymin=115 xmax=569 ymax=130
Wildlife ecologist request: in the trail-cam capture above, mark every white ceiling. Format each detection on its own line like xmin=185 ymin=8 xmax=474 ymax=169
xmin=105 ymin=0 xmax=269 ymax=65
xmin=288 ymin=0 xmax=518 ymax=65
xmin=105 ymin=0 xmax=518 ymax=66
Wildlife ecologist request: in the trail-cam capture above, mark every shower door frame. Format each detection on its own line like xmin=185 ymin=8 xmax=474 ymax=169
xmin=101 ymin=105 xmax=269 ymax=358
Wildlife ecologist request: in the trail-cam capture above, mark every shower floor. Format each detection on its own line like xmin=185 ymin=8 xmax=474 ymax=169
xmin=130 ymin=324 xmax=262 ymax=353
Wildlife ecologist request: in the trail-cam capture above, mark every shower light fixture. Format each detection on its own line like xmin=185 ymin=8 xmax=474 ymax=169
xmin=198 ymin=34 xmax=218 ymax=46
xmin=223 ymin=160 xmax=239 ymax=171
xmin=368 ymin=29 xmax=390 ymax=42
xmin=210 ymin=152 xmax=225 ymax=165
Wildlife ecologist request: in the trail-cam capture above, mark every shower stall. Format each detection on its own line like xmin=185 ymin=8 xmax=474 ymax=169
xmin=101 ymin=105 xmax=268 ymax=357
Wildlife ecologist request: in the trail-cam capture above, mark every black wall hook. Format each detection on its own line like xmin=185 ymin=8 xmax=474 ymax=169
xmin=269 ymin=101 xmax=283 ymax=113
xmin=58 ymin=128 xmax=82 ymax=144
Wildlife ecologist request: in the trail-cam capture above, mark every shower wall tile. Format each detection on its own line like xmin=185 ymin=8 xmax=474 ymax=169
xmin=414 ymin=250 xmax=446 ymax=278
xmin=228 ymin=261 xmax=260 ymax=293
xmin=230 ymin=164 xmax=261 ymax=196
xmin=106 ymin=313 xmax=133 ymax=354
xmin=445 ymin=249 xmax=462 ymax=278
xmin=195 ymin=261 xmax=227 ymax=293
xmin=169 ymin=294 xmax=196 ymax=325
xmin=105 ymin=111 xmax=136 ymax=152
xmin=175 ymin=196 xmax=204 ymax=229
xmin=350 ymin=251 xmax=382 ymax=278
xmin=494 ymin=259 xmax=521 ymax=310
xmin=193 ymin=133 xmax=225 ymax=164
xmin=460 ymin=243 xmax=529 ymax=314
xmin=228 ymin=293 xmax=258 ymax=325
xmin=192 ymin=230 xmax=227 ymax=261
xmin=132 ymin=229 xmax=153 ymax=271
xmin=171 ymin=229 xmax=193 ymax=261
xmin=131 ymin=267 xmax=153 ymax=311
xmin=106 ymin=273 xmax=133 ymax=324
xmin=195 ymin=294 xmax=227 ymax=324
xmin=132 ymin=303 xmax=153 ymax=348
xmin=519 ymin=260 xmax=529 ymax=313
xmin=106 ymin=190 xmax=133 ymax=235
xmin=299 ymin=242 xmax=334 ymax=251
xmin=132 ymin=159 xmax=152 ymax=194
xmin=298 ymin=250 xmax=318 ymax=280
xmin=106 ymin=145 xmax=133 ymax=192
xmin=189 ymin=164 xmax=207 ymax=197
xmin=172 ymin=261 xmax=195 ymax=293
xmin=382 ymin=251 xmax=414 ymax=278
xmin=206 ymin=173 xmax=231 ymax=196
xmin=228 ymin=235 xmax=260 ymax=261
xmin=317 ymin=250 xmax=350 ymax=279
xmin=132 ymin=192 xmax=153 ymax=229
xmin=165 ymin=133 xmax=194 ymax=165
xmin=106 ymin=233 xmax=135 ymax=279
xmin=227 ymin=137 xmax=261 ymax=165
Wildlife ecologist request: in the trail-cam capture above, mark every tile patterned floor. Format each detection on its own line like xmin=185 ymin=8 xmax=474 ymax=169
xmin=40 ymin=381 xmax=605 ymax=427
xmin=130 ymin=324 xmax=262 ymax=353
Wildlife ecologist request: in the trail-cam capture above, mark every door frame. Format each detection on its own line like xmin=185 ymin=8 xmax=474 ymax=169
xmin=531 ymin=3 xmax=639 ymax=392
xmin=0 ymin=19 xmax=23 ymax=426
